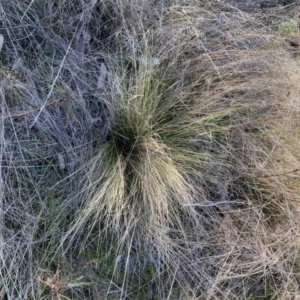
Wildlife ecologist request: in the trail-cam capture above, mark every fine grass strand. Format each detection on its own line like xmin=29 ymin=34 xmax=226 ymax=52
xmin=1 ymin=0 xmax=300 ymax=299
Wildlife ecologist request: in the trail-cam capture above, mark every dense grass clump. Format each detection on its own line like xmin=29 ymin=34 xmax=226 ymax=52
xmin=76 ymin=60 xmax=233 ymax=231
xmin=1 ymin=0 xmax=300 ymax=299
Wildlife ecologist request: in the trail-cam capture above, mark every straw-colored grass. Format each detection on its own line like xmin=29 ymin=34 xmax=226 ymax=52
xmin=1 ymin=0 xmax=300 ymax=299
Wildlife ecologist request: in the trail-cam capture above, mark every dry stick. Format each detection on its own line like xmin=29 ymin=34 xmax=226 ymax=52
xmin=0 ymin=88 xmax=5 ymax=229
xmin=0 ymin=98 xmax=63 ymax=119
xmin=29 ymin=11 xmax=84 ymax=129
xmin=183 ymin=201 xmax=244 ymax=207
xmin=20 ymin=0 xmax=36 ymax=21
xmin=258 ymin=169 xmax=299 ymax=178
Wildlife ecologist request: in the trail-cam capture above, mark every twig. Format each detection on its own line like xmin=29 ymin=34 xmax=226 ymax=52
xmin=29 ymin=11 xmax=84 ymax=129
xmin=183 ymin=201 xmax=244 ymax=207
xmin=259 ymin=169 xmax=299 ymax=178
xmin=1 ymin=98 xmax=63 ymax=119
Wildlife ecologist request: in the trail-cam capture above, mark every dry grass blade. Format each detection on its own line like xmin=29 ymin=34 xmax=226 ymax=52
xmin=1 ymin=0 xmax=300 ymax=299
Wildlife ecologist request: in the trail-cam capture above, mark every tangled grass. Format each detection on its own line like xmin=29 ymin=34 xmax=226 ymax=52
xmin=1 ymin=0 xmax=300 ymax=299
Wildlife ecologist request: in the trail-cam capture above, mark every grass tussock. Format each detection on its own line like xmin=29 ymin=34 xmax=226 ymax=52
xmin=1 ymin=0 xmax=300 ymax=299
